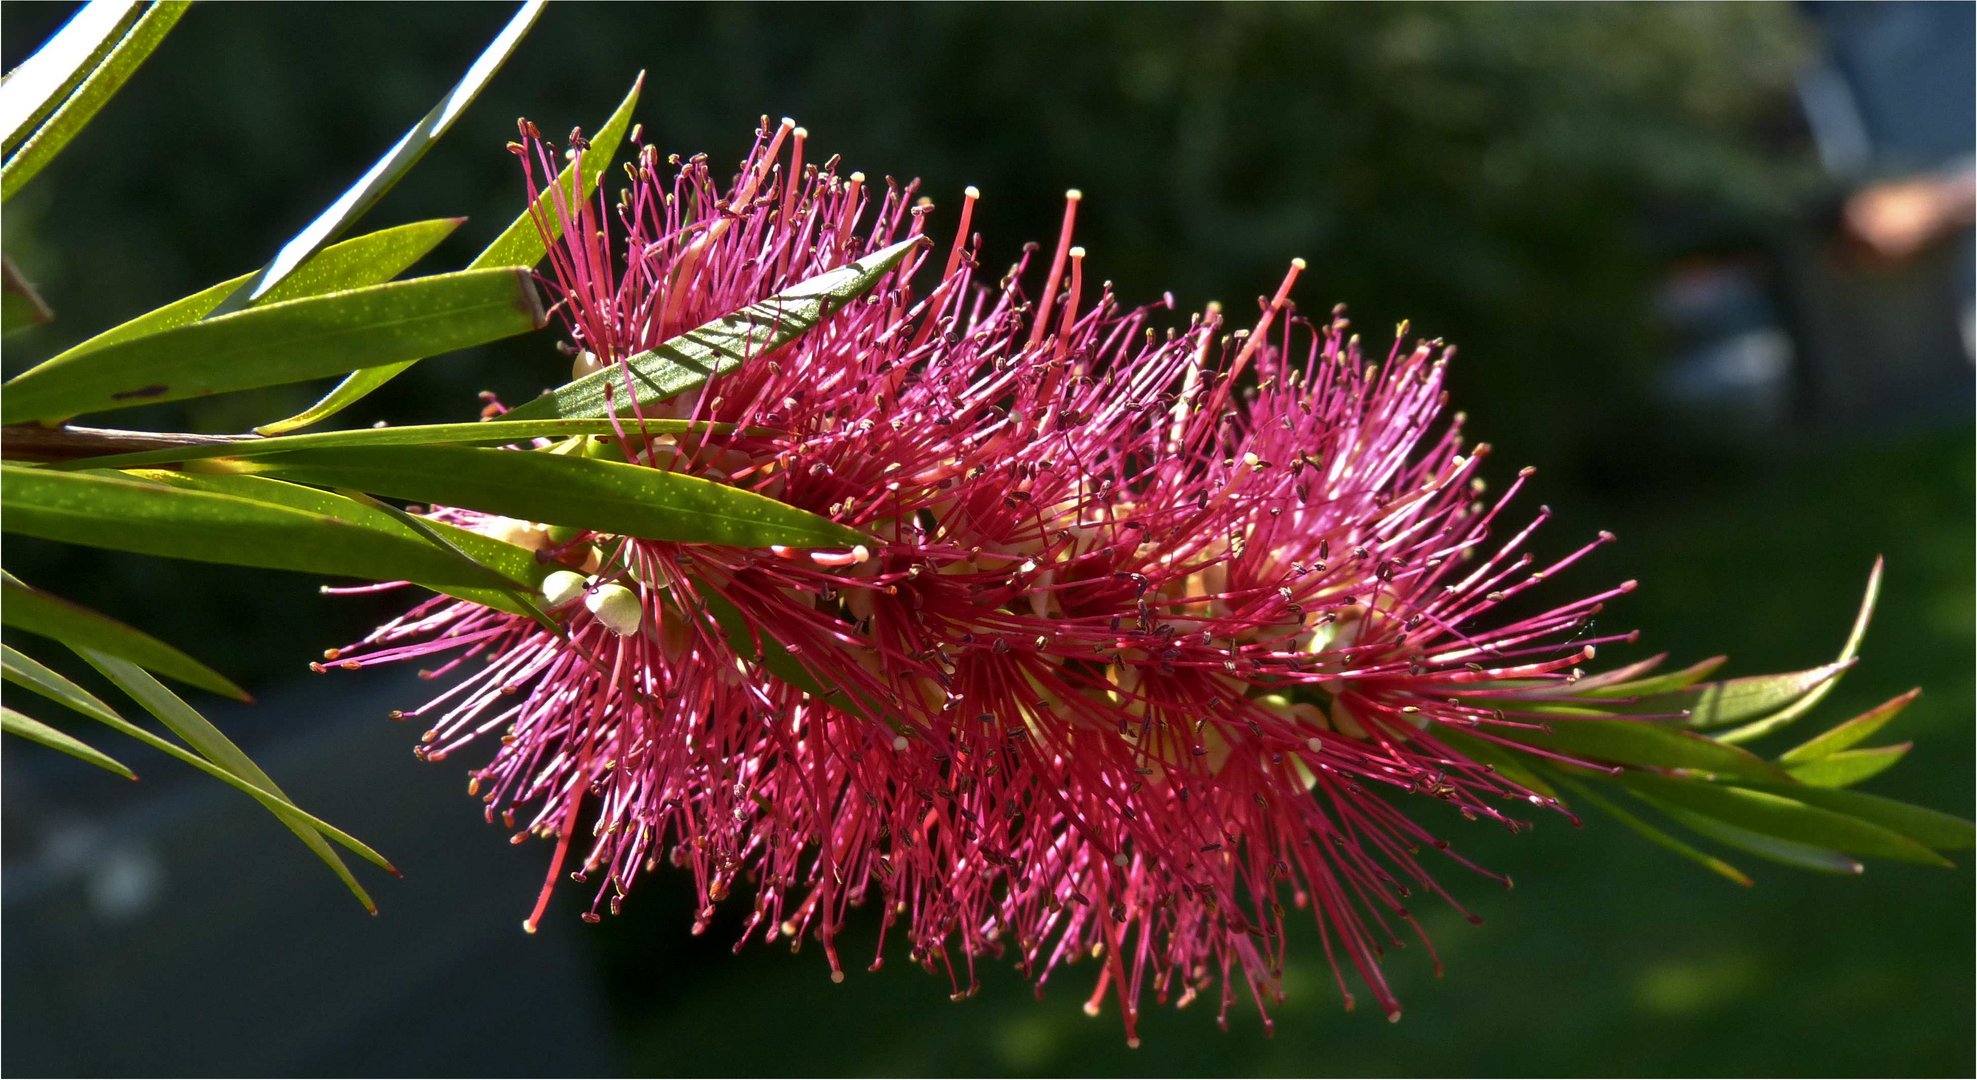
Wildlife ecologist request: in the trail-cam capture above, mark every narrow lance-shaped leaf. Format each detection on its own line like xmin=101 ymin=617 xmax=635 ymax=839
xmin=1633 ymin=792 xmax=1864 ymax=876
xmin=1785 ymin=744 xmax=1911 ymax=789
xmin=209 ymin=0 xmax=544 ymax=313
xmin=476 ymin=72 xmax=645 ymax=269
xmin=22 ymin=217 xmax=467 ymax=374
xmin=236 ymin=443 xmax=869 ymax=549
xmin=1616 ymin=772 xmax=1952 ymax=867
xmin=502 ymin=236 xmax=925 ymax=421
xmin=2 ymin=706 xmax=137 ymax=780
xmin=80 ymin=649 xmax=392 ymax=912
xmin=1576 ymin=655 xmax=1729 ymax=699
xmin=140 ymin=471 xmax=553 ymax=613
xmin=0 ymin=575 xmax=248 ymax=699
xmin=1590 ymin=661 xmax=1849 ymax=730
xmin=0 ymin=0 xmax=142 ymax=151
xmin=2 ymin=1 xmax=189 ymax=202
xmin=1778 ymin=689 xmax=1922 ymax=765
xmin=1732 ymin=780 xmax=1975 ymax=852
xmin=1 ymin=464 xmax=536 ymax=593
xmin=50 ymin=416 xmax=729 ymax=472
xmin=1 ymin=642 xmax=124 ymax=727
xmin=1493 ymin=713 xmax=1790 ymax=782
xmin=1715 ymin=559 xmax=1884 ymax=745
xmin=259 ymin=72 xmax=647 ymax=435
xmin=0 ymin=267 xmax=545 ymax=424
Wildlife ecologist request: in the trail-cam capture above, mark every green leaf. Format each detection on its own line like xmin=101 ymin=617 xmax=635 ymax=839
xmin=1778 ymin=689 xmax=1921 ymax=765
xmin=0 ymin=641 xmax=387 ymax=896
xmin=502 ymin=236 xmax=925 ymax=422
xmin=260 ymin=76 xmax=646 ymax=436
xmin=240 ymin=444 xmax=869 ymax=549
xmin=1494 ymin=714 xmax=1789 ymax=781
xmin=1 ymin=464 xmax=535 ymax=594
xmin=253 ymin=217 xmax=467 ymax=307
xmin=79 ymin=649 xmax=390 ymax=911
xmin=1 ymin=1 xmax=187 ymax=202
xmin=1714 ymin=559 xmax=1882 ymax=745
xmin=54 ymin=417 xmax=723 ymax=472
xmin=0 ymin=575 xmax=248 ymax=699
xmin=1785 ymin=744 xmax=1911 ymax=788
xmin=1556 ymin=775 xmax=1752 ymax=887
xmin=1 ymin=642 xmax=123 ymax=726
xmin=474 ymin=72 xmax=644 ymax=270
xmin=1 ymin=267 xmax=546 ymax=424
xmin=260 ymin=74 xmax=647 ymax=436
xmin=1 ymin=1 xmax=145 ymax=152
xmin=29 ymin=218 xmax=468 ymax=372
xmin=2 ymin=705 xmax=137 ymax=780
xmin=208 ymin=1 xmax=544 ymax=314
xmin=142 ymin=471 xmax=552 ymax=611
xmin=1616 ymin=772 xmax=1952 ymax=866
xmin=1576 ymin=655 xmax=1729 ymax=699
xmin=1732 ymin=781 xmax=1975 ymax=852
xmin=1604 ymin=661 xmax=1849 ymax=730
xmin=1635 ymin=794 xmax=1863 ymax=876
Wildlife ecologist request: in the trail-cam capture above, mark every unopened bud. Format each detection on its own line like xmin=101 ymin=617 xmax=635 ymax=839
xmin=586 ymin=583 xmax=642 ymax=636
xmin=542 ymin=570 xmax=588 ymax=608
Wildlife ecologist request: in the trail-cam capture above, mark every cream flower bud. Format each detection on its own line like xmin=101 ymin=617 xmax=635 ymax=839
xmin=541 ymin=570 xmax=588 ymax=608
xmin=585 ymin=582 xmax=642 ymax=636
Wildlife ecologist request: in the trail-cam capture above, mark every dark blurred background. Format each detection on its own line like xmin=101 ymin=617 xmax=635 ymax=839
xmin=3 ymin=3 xmax=1972 ymax=1075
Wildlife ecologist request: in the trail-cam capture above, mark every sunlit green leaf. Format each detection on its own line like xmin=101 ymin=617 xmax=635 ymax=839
xmin=1576 ymin=655 xmax=1729 ymax=699
xmin=238 ymin=444 xmax=868 ymax=549
xmin=1494 ymin=714 xmax=1789 ymax=781
xmin=0 ymin=575 xmax=248 ymax=699
xmin=502 ymin=237 xmax=925 ymax=422
xmin=1 ymin=1 xmax=187 ymax=202
xmin=1596 ymin=661 xmax=1849 ymax=730
xmin=1785 ymin=744 xmax=1910 ymax=788
xmin=1616 ymin=773 xmax=1951 ymax=866
xmin=2 ymin=705 xmax=137 ymax=780
xmin=80 ymin=649 xmax=390 ymax=911
xmin=1714 ymin=559 xmax=1882 ymax=745
xmin=1778 ymin=689 xmax=1921 ymax=765
xmin=209 ymin=1 xmax=544 ymax=313
xmin=1 ymin=268 xmax=546 ymax=424
xmin=0 ymin=1 xmax=144 ymax=152
xmin=51 ymin=416 xmax=725 ymax=472
xmin=474 ymin=71 xmax=644 ymax=270
xmin=1 ymin=642 xmax=123 ymax=726
xmin=29 ymin=218 xmax=468 ymax=373
xmin=1 ymin=464 xmax=535 ymax=594
xmin=144 ymin=471 xmax=552 ymax=612
xmin=260 ymin=73 xmax=646 ymax=435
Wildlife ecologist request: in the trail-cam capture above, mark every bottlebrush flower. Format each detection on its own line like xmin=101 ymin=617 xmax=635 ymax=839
xmin=323 ymin=117 xmax=1897 ymax=1044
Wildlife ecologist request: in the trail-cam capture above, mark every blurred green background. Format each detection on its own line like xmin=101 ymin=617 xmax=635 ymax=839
xmin=3 ymin=3 xmax=1971 ymax=1075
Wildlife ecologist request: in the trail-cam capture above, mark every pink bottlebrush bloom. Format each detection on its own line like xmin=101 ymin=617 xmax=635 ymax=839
xmin=332 ymin=118 xmax=1656 ymax=1042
